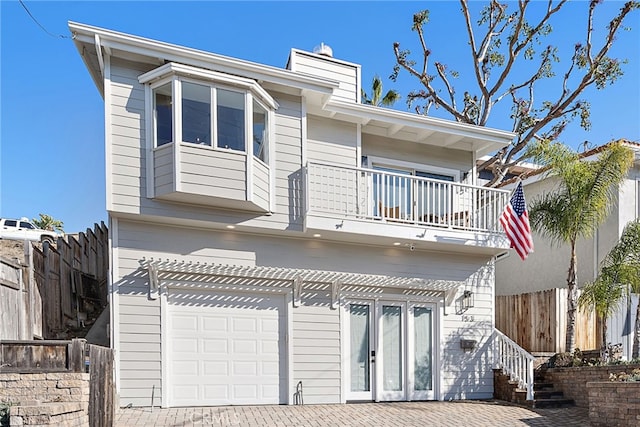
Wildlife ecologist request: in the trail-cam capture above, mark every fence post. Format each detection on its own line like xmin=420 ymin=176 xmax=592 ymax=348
xmin=68 ymin=338 xmax=86 ymax=372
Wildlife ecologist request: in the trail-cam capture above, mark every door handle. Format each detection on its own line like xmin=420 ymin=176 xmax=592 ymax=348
xmin=371 ymin=350 xmax=375 ymax=363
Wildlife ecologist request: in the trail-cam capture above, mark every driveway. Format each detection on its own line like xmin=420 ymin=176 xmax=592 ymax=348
xmin=116 ymin=400 xmax=589 ymax=426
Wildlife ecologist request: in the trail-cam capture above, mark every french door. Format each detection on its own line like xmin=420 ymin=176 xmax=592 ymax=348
xmin=346 ymin=300 xmax=436 ymax=401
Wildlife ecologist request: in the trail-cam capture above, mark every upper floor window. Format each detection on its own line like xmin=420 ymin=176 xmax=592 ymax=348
xmin=143 ymin=63 xmax=277 ymax=159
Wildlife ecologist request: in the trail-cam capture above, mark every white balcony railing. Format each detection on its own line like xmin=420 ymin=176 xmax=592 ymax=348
xmin=493 ymin=328 xmax=535 ymax=401
xmin=306 ymin=162 xmax=510 ymax=233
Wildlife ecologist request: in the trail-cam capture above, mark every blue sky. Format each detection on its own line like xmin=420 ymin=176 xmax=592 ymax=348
xmin=1 ymin=1 xmax=639 ymax=233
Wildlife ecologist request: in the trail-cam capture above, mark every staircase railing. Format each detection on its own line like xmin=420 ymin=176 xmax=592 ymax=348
xmin=493 ymin=328 xmax=535 ymax=401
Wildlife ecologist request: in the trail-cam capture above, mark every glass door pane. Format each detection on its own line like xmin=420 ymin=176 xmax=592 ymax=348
xmin=414 ymin=307 xmax=433 ymax=391
xmin=349 ymin=304 xmax=371 ymax=397
xmin=381 ymin=304 xmax=403 ymax=397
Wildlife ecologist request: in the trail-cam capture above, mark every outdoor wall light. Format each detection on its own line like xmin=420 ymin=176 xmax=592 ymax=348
xmin=462 ymin=290 xmax=474 ymax=310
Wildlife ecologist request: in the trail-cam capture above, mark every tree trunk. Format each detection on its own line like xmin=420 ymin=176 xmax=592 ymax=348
xmin=633 ymin=298 xmax=640 ymax=359
xmin=566 ymin=242 xmax=578 ymax=353
xmin=602 ymin=315 xmax=607 ymax=352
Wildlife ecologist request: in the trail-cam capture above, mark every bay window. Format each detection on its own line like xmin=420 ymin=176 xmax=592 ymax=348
xmin=140 ymin=62 xmax=277 ymax=212
xmin=145 ymin=63 xmax=276 ymax=157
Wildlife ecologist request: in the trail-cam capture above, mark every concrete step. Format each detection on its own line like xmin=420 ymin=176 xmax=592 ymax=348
xmin=533 ymin=398 xmax=575 ymax=409
xmin=534 ymin=390 xmax=565 ymax=399
xmin=533 ymin=382 xmax=554 ymax=391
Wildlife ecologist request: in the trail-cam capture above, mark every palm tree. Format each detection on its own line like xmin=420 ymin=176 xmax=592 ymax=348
xmin=578 ymin=270 xmax=625 ymax=349
xmin=32 ymin=213 xmax=64 ymax=233
xmin=361 ymin=75 xmax=400 ymax=107
xmin=581 ymin=220 xmax=640 ymax=356
xmin=529 ymin=141 xmax=634 ymax=353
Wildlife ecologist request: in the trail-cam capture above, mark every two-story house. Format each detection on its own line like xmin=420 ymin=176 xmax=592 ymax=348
xmin=70 ymin=21 xmax=518 ymax=408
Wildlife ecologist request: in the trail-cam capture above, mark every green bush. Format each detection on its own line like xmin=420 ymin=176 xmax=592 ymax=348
xmin=0 ymin=402 xmax=13 ymax=427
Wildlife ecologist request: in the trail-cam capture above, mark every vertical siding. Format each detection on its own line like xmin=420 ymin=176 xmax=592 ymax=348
xmin=290 ymin=51 xmax=358 ymax=103
xmin=292 ymin=292 xmax=341 ymax=404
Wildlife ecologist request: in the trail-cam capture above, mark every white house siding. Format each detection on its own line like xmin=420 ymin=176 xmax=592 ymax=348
xmin=109 ymin=58 xmax=150 ymax=211
xmin=179 ymin=145 xmax=247 ymax=200
xmin=440 ymin=262 xmax=496 ymax=400
xmin=607 ymin=294 xmax=640 ymax=360
xmin=307 ymin=116 xmax=357 ymax=167
xmin=289 ymin=51 xmax=358 ymax=103
xmin=252 ymin=160 xmax=270 ymax=208
xmin=292 ymin=290 xmax=341 ymax=404
xmin=114 ymin=219 xmax=496 ymax=405
xmin=108 ymin=58 xmax=304 ymax=231
xmin=362 ymin=134 xmax=473 ymax=174
xmin=153 ymin=144 xmax=174 ymax=196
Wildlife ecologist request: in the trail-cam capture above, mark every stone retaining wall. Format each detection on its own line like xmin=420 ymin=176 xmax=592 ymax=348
xmin=493 ymin=369 xmax=528 ymax=405
xmin=546 ymin=364 xmax=640 ymax=408
xmin=0 ymin=372 xmax=89 ymax=426
xmin=587 ymin=382 xmax=640 ymax=427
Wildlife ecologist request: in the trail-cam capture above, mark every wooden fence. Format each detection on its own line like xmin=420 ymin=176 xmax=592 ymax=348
xmin=496 ymin=288 xmax=601 ymax=353
xmin=0 ymin=339 xmax=114 ymax=427
xmin=0 ymin=222 xmax=109 ymax=340
xmin=88 ymin=343 xmax=114 ymax=427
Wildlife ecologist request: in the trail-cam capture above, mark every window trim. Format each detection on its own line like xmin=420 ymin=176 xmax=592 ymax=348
xmin=150 ymin=74 xmax=273 ymax=156
xmin=367 ymin=156 xmax=460 ymax=182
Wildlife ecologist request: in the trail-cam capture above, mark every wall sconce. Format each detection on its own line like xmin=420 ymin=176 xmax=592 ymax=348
xmin=462 ymin=290 xmax=474 ymax=310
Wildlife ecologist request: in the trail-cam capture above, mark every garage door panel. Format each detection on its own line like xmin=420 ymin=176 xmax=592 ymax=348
xmin=172 ymin=315 xmax=198 ymax=330
xmin=204 ymin=385 xmax=228 ymax=400
xmin=233 ymin=317 xmax=258 ymax=332
xmin=172 ymin=337 xmax=198 ymax=353
xmin=203 ymin=338 xmax=227 ymax=353
xmin=261 ymin=318 xmax=279 ymax=332
xmin=203 ymin=316 xmax=228 ymax=332
xmin=203 ymin=361 xmax=229 ymax=375
xmin=167 ymin=289 xmax=286 ymax=407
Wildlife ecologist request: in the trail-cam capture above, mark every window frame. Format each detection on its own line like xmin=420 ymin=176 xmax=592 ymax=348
xmin=144 ymin=63 xmax=276 ymax=158
xmin=366 ymin=156 xmax=460 ymax=220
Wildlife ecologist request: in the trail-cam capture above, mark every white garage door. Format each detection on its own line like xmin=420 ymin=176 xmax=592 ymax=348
xmin=167 ymin=289 xmax=286 ymax=407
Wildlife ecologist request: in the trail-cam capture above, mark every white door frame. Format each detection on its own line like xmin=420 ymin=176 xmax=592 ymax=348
xmin=376 ymin=300 xmax=407 ymax=401
xmin=344 ymin=300 xmax=376 ymax=401
xmin=343 ymin=297 xmax=439 ymax=403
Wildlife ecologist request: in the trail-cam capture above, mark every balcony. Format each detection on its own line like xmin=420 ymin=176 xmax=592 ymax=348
xmin=305 ymin=162 xmax=511 ymax=253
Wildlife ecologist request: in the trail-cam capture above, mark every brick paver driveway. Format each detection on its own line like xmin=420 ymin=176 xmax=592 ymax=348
xmin=116 ymin=400 xmax=589 ymax=426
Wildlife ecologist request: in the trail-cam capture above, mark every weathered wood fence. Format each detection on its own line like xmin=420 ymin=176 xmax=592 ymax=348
xmin=0 ymin=222 xmax=108 ymax=340
xmin=0 ymin=339 xmax=115 ymax=427
xmin=496 ymin=288 xmax=601 ymax=353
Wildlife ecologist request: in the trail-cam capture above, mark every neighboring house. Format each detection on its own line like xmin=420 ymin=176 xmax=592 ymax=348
xmin=495 ymin=141 xmax=640 ymax=357
xmin=70 ymin=22 xmax=518 ymax=408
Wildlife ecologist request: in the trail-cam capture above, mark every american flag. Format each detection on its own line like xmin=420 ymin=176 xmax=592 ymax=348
xmin=500 ymin=182 xmax=534 ymax=260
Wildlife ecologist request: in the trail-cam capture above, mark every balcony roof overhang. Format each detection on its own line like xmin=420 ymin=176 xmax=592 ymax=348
xmin=69 ymin=21 xmax=339 ymax=104
xmin=309 ymin=100 xmax=515 ymax=157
